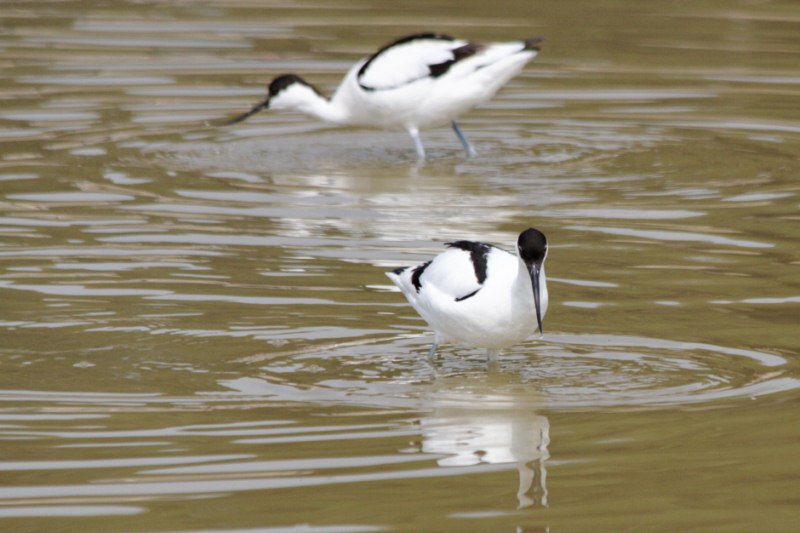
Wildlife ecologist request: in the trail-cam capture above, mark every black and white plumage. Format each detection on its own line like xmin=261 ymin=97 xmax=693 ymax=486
xmin=220 ymin=33 xmax=542 ymax=159
xmin=386 ymin=228 xmax=549 ymax=360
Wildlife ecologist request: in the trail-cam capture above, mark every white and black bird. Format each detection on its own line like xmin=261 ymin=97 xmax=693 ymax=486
xmin=219 ymin=32 xmax=542 ymax=159
xmin=386 ymin=228 xmax=549 ymax=360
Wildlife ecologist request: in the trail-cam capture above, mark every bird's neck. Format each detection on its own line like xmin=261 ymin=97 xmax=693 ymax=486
xmin=294 ymin=93 xmax=349 ymax=125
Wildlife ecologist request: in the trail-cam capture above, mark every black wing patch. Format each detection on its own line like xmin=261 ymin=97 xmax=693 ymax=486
xmin=429 ymin=43 xmax=484 ymax=78
xmin=358 ymin=32 xmax=466 ymax=91
xmin=358 ymin=33 xmax=453 ymax=81
xmin=455 ymin=288 xmax=480 ymax=302
xmin=411 ymin=260 xmax=431 ymax=292
xmin=445 ymin=240 xmax=491 ymax=284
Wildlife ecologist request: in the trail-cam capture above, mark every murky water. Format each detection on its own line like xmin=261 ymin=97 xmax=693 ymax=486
xmin=2 ymin=0 xmax=800 ymax=531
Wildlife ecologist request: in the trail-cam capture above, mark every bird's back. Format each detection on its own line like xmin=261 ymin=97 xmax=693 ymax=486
xmin=334 ymin=34 xmax=540 ymax=129
xmin=387 ymin=244 xmax=537 ymax=349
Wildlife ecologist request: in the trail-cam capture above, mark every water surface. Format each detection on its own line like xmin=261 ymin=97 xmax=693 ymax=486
xmin=1 ymin=0 xmax=800 ymax=531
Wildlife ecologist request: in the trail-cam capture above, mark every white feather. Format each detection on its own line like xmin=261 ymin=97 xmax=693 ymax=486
xmin=357 ymin=37 xmax=468 ymax=91
xmin=415 ymin=247 xmax=485 ymax=300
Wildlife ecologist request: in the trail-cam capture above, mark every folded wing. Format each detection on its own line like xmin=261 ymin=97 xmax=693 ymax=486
xmin=416 ymin=244 xmax=491 ymax=302
xmin=357 ymin=33 xmax=475 ymax=91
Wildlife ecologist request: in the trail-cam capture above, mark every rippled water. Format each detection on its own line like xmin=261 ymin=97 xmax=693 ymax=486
xmin=2 ymin=0 xmax=800 ymax=531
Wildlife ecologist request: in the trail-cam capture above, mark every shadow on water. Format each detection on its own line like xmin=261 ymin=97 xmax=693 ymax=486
xmin=416 ymin=373 xmax=551 ymax=510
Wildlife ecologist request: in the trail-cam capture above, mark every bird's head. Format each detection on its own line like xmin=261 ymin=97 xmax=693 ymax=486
xmin=216 ymin=74 xmax=321 ymax=125
xmin=516 ymin=227 xmax=548 ymax=335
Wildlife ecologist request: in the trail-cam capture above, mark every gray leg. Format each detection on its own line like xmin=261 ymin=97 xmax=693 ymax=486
xmin=451 ymin=120 xmax=476 ymax=157
xmin=427 ymin=340 xmax=439 ymax=360
xmin=408 ymin=127 xmax=426 ymax=160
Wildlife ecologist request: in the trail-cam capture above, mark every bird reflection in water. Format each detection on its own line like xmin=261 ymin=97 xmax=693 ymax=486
xmin=416 ymin=371 xmax=549 ymax=508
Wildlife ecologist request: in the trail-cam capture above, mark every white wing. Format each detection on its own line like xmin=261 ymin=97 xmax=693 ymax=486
xmin=387 ymin=246 xmax=485 ymax=305
xmin=357 ymin=33 xmax=469 ymax=91
xmin=416 ymin=247 xmax=486 ymax=301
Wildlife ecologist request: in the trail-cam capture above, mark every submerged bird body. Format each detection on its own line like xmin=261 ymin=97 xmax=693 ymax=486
xmin=387 ymin=228 xmax=549 ymax=358
xmin=222 ymin=33 xmax=542 ymax=158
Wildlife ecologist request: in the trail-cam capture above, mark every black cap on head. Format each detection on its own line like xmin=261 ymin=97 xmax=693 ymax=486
xmin=213 ymin=74 xmax=302 ymax=127
xmin=268 ymin=74 xmax=306 ymax=97
xmin=214 ymin=73 xmax=318 ymax=127
xmin=517 ymin=227 xmax=547 ymax=266
xmin=268 ymin=73 xmax=320 ymax=99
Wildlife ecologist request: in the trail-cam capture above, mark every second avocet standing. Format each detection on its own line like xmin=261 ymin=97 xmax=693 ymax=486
xmin=221 ymin=32 xmax=542 ymax=159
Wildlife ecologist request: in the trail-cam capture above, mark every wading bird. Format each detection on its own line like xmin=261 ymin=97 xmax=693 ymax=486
xmin=219 ymin=33 xmax=542 ymax=159
xmin=386 ymin=228 xmax=549 ymax=360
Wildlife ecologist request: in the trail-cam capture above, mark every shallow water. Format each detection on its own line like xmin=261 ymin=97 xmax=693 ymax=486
xmin=1 ymin=0 xmax=800 ymax=531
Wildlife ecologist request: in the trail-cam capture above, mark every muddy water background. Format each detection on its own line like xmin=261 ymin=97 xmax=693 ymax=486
xmin=2 ymin=0 xmax=800 ymax=531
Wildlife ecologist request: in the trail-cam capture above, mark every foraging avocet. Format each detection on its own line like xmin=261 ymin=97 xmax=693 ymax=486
xmin=220 ymin=32 xmax=542 ymax=159
xmin=386 ymin=228 xmax=549 ymax=360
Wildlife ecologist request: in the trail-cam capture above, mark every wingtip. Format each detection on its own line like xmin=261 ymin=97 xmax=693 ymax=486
xmin=524 ymin=37 xmax=544 ymax=51
xmin=386 ymin=267 xmax=407 ymax=282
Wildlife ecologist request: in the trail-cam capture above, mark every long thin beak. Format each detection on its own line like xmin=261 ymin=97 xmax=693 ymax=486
xmin=213 ymin=98 xmax=269 ymax=126
xmin=530 ymin=264 xmax=543 ymax=335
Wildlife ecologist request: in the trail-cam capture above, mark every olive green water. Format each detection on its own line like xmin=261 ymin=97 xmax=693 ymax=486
xmin=2 ymin=0 xmax=800 ymax=531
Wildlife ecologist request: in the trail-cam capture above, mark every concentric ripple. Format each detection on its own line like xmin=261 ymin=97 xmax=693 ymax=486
xmin=221 ymin=332 xmax=798 ymax=410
